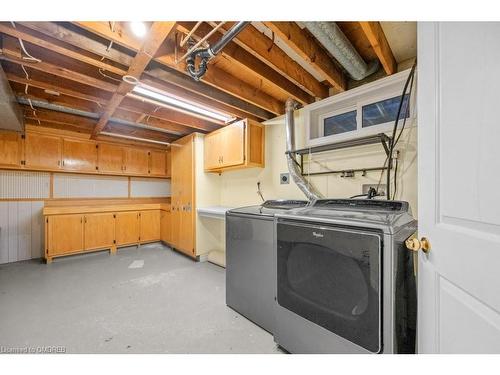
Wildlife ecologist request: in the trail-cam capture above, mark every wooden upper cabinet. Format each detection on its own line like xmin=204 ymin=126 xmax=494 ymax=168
xmin=24 ymin=132 xmax=62 ymax=170
xmin=97 ymin=143 xmax=124 ymax=174
xmin=204 ymin=131 xmax=222 ymax=170
xmin=220 ymin=120 xmax=245 ymax=167
xmin=204 ymin=119 xmax=265 ymax=172
xmin=124 ymin=147 xmax=149 ymax=175
xmin=62 ymin=138 xmax=98 ymax=172
xmin=150 ymin=150 xmax=167 ymax=177
xmin=165 ymin=149 xmax=171 ymax=178
xmin=0 ymin=131 xmax=22 ymax=167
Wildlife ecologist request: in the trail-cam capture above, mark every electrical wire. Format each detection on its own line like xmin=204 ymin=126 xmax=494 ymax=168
xmin=392 ymin=156 xmax=399 ymax=200
xmin=10 ymin=22 xmax=42 ymax=63
xmin=386 ymin=60 xmax=417 ymax=200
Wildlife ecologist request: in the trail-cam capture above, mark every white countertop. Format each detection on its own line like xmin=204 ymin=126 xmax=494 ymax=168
xmin=197 ymin=206 xmax=234 ymax=220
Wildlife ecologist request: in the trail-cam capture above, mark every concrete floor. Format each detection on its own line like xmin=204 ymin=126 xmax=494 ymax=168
xmin=0 ymin=243 xmax=282 ymax=353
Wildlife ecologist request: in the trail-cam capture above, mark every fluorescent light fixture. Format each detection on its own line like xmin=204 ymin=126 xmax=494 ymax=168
xmin=131 ymin=85 xmax=235 ymax=124
xmin=130 ymin=22 xmax=147 ymax=38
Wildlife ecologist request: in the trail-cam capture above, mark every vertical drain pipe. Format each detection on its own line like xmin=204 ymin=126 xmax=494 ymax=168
xmin=285 ymin=98 xmax=323 ymax=202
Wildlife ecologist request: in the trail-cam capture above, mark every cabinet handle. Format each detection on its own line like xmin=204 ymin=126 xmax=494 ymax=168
xmin=57 ymin=160 xmax=60 ymax=166
xmin=62 ymin=160 xmax=65 ymax=167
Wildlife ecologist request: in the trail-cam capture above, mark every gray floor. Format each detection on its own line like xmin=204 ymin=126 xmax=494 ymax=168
xmin=0 ymin=243 xmax=282 ymax=353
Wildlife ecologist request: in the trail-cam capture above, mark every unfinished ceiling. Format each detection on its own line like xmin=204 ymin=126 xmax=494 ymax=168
xmin=0 ymin=21 xmax=416 ymax=146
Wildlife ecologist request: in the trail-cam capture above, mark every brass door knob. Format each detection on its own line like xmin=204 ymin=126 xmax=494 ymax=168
xmin=405 ymin=236 xmax=431 ymax=253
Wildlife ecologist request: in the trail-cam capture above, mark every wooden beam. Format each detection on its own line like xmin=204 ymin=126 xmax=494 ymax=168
xmin=263 ymin=22 xmax=346 ymax=91
xmin=358 ymin=22 xmax=397 ymax=75
xmin=0 ymin=22 xmax=127 ymax=76
xmin=7 ymin=71 xmax=219 ymax=134
xmin=92 ymin=22 xmax=176 ymax=138
xmin=74 ymin=21 xmax=284 ymax=115
xmin=216 ymin=22 xmax=329 ymax=99
xmin=177 ymin=22 xmax=314 ymax=105
xmin=0 ymin=40 xmax=117 ymax=92
xmin=18 ymin=22 xmax=271 ymax=120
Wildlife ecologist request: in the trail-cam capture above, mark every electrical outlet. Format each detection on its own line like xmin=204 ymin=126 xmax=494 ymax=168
xmin=362 ymin=184 xmax=386 ymax=196
xmin=280 ymin=173 xmax=290 ymax=184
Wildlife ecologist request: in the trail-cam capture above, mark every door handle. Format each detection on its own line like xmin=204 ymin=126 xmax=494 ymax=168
xmin=405 ymin=236 xmax=431 ymax=254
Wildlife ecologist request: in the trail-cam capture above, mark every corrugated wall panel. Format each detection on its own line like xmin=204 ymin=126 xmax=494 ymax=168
xmin=0 ymin=202 xmax=8 ymax=264
xmin=53 ymin=174 xmax=128 ymax=198
xmin=130 ymin=178 xmax=171 ymax=197
xmin=0 ymin=170 xmax=50 ymax=199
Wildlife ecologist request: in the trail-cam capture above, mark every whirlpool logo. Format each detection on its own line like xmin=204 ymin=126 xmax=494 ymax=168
xmin=312 ymin=231 xmax=324 ymax=238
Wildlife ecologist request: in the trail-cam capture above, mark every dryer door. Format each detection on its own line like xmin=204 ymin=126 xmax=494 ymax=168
xmin=277 ymin=220 xmax=382 ymax=353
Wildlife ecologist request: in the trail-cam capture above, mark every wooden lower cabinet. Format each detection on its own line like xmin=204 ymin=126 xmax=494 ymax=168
xmin=44 ymin=206 xmax=164 ymax=263
xmin=47 ymin=214 xmax=84 ymax=257
xmin=160 ymin=209 xmax=171 ymax=244
xmin=84 ymin=213 xmax=116 ymax=251
xmin=140 ymin=210 xmax=160 ymax=243
xmin=115 ymin=211 xmax=140 ymax=246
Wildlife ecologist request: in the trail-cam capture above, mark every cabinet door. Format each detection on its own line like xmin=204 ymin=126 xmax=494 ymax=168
xmin=140 ymin=210 xmax=160 ymax=242
xmin=0 ymin=131 xmax=22 ymax=167
xmin=124 ymin=147 xmax=149 ymax=175
xmin=160 ymin=210 xmax=171 ymax=243
xmin=97 ymin=143 xmax=124 ymax=174
xmin=25 ymin=132 xmax=62 ymax=170
xmin=165 ymin=149 xmax=171 ymax=178
xmin=115 ymin=211 xmax=140 ymax=246
xmin=84 ymin=213 xmax=115 ymax=250
xmin=150 ymin=150 xmax=167 ymax=176
xmin=62 ymin=138 xmax=98 ymax=172
xmin=220 ymin=120 xmax=245 ymax=168
xmin=204 ymin=131 xmax=222 ymax=170
xmin=171 ymin=134 xmax=195 ymax=256
xmin=48 ymin=214 xmax=83 ymax=256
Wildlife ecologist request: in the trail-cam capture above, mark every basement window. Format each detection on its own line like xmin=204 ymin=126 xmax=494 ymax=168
xmin=323 ymin=110 xmax=357 ymax=136
xmin=304 ymin=69 xmax=416 ymax=147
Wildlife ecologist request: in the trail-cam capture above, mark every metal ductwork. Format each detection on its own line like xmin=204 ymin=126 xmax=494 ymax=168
xmin=0 ymin=65 xmax=24 ymax=131
xmin=284 ymin=98 xmax=323 ymax=202
xmin=186 ymin=21 xmax=250 ymax=81
xmin=304 ymin=22 xmax=379 ymax=81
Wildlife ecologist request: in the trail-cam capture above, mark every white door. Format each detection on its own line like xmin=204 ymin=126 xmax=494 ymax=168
xmin=418 ymin=22 xmax=500 ymax=353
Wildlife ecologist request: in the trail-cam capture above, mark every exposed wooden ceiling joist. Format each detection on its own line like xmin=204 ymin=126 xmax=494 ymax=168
xmin=15 ymin=21 xmax=273 ymax=121
xmin=176 ymin=22 xmax=314 ymax=105
xmin=216 ymin=22 xmax=329 ymax=99
xmin=74 ymin=22 xmax=284 ymax=115
xmin=263 ymin=22 xmax=346 ymax=92
xmin=91 ymin=22 xmax=177 ymax=138
xmin=7 ymin=71 xmax=220 ymax=137
xmin=358 ymin=22 xmax=397 ymax=75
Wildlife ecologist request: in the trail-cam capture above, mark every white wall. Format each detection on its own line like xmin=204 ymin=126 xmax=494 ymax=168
xmin=220 ymin=107 xmax=418 ymax=216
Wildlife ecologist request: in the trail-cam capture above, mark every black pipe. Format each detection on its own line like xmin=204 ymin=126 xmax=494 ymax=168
xmin=186 ymin=22 xmax=250 ymax=81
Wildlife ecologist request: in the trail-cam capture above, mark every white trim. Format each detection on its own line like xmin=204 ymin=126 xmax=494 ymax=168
xmin=304 ymin=69 xmax=417 ymax=147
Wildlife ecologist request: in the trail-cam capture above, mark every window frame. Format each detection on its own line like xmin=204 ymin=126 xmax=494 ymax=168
xmin=304 ymin=69 xmax=416 ymax=147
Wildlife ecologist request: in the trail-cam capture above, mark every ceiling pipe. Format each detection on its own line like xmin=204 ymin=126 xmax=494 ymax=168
xmin=284 ymin=98 xmax=323 ymax=202
xmin=304 ymin=22 xmax=379 ymax=81
xmin=186 ymin=21 xmax=250 ymax=81
xmin=16 ymin=97 xmax=182 ymax=136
